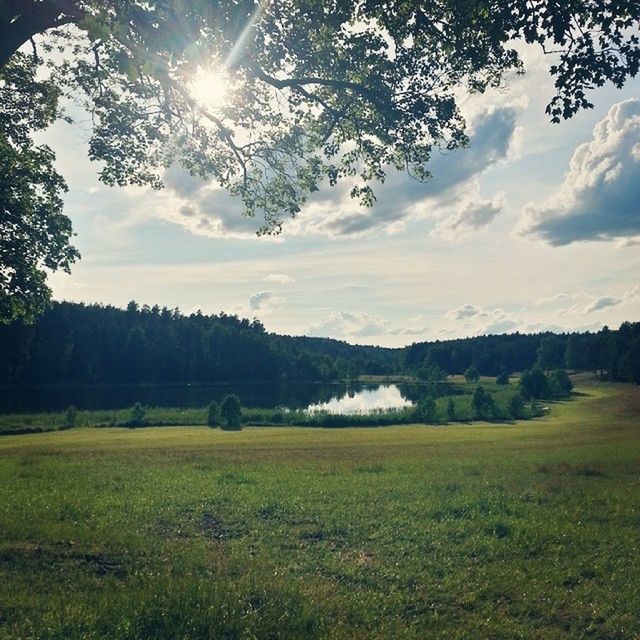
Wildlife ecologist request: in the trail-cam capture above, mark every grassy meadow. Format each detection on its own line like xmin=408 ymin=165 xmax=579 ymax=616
xmin=1 ymin=381 xmax=639 ymax=638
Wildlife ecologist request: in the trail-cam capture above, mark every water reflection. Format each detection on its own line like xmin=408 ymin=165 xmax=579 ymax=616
xmin=306 ymin=384 xmax=413 ymax=415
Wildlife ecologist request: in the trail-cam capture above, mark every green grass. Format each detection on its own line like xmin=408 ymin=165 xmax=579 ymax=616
xmin=1 ymin=382 xmax=638 ymax=638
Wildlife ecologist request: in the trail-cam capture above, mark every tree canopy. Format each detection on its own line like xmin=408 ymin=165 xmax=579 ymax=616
xmin=2 ymin=0 xmax=639 ymax=321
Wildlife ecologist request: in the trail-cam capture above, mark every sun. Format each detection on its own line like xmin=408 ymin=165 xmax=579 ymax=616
xmin=190 ymin=67 xmax=230 ymax=109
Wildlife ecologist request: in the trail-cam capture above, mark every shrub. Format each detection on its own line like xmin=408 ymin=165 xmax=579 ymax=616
xmin=464 ymin=365 xmax=479 ymax=383
xmin=496 ymin=368 xmax=510 ymax=385
xmin=548 ymin=369 xmax=573 ymax=397
xmin=63 ymin=405 xmax=77 ymax=429
xmin=129 ymin=402 xmax=146 ymax=428
xmin=508 ymin=392 xmax=525 ymax=419
xmin=519 ymin=367 xmax=550 ymax=399
xmin=415 ymin=396 xmax=438 ymax=423
xmin=472 ymin=386 xmax=496 ymax=420
xmin=446 ymin=398 xmax=456 ymax=422
xmin=220 ymin=395 xmax=242 ymax=430
xmin=207 ymin=400 xmax=220 ymax=427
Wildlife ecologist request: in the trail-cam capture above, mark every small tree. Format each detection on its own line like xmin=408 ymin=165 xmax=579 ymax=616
xmin=220 ymin=395 xmax=242 ymax=430
xmin=519 ymin=367 xmax=550 ymax=400
xmin=64 ymin=405 xmax=77 ymax=429
xmin=508 ymin=393 xmax=525 ymax=419
xmin=464 ymin=365 xmax=479 ymax=383
xmin=417 ymin=359 xmax=446 ymax=382
xmin=472 ymin=386 xmax=496 ymax=420
xmin=548 ymin=369 xmax=573 ymax=398
xmin=415 ymin=396 xmax=438 ymax=423
xmin=446 ymin=398 xmax=456 ymax=422
xmin=496 ymin=368 xmax=510 ymax=385
xmin=130 ymin=402 xmax=146 ymax=428
xmin=207 ymin=400 xmax=220 ymax=427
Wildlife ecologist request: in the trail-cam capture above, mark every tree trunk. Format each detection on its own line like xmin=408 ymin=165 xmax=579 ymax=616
xmin=0 ymin=0 xmax=84 ymax=69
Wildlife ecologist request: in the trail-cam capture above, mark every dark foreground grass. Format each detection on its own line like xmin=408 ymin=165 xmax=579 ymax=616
xmin=0 ymin=382 xmax=639 ymax=639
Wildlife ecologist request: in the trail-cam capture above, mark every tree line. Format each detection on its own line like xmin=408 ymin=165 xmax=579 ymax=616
xmin=405 ymin=324 xmax=640 ymax=385
xmin=0 ymin=301 xmax=398 ymax=385
xmin=1 ymin=301 xmax=638 ymax=386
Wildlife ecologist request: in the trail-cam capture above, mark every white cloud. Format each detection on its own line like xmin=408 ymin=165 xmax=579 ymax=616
xmin=519 ymin=99 xmax=640 ymax=245
xmin=248 ymin=290 xmax=284 ymax=312
xmin=433 ymin=193 xmax=505 ymax=238
xmin=584 ymin=296 xmax=622 ymax=313
xmin=264 ymin=273 xmax=294 ymax=284
xmin=446 ymin=304 xmax=482 ymax=320
xmin=535 ymin=292 xmax=571 ymax=306
xmin=288 ymin=103 xmax=521 ymax=238
xmin=445 ymin=304 xmax=519 ymax=335
xmin=307 ymin=311 xmax=390 ymax=339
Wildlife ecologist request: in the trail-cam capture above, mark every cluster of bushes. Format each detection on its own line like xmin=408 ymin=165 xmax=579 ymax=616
xmin=519 ymin=367 xmax=573 ymax=399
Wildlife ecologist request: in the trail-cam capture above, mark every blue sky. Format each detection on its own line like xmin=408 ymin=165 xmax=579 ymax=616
xmin=46 ymin=46 xmax=640 ymax=347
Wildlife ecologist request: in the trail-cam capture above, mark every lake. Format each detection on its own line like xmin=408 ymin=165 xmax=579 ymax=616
xmin=306 ymin=384 xmax=414 ymax=415
xmin=0 ymin=381 xmax=428 ymax=415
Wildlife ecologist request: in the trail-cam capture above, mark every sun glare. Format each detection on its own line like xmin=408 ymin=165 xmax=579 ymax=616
xmin=191 ymin=67 xmax=230 ymax=109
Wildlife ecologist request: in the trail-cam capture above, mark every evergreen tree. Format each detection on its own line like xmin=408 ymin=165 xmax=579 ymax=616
xmin=129 ymin=402 xmax=146 ymax=428
xmin=415 ymin=396 xmax=438 ymax=424
xmin=464 ymin=365 xmax=479 ymax=383
xmin=446 ymin=398 xmax=456 ymax=422
xmin=220 ymin=395 xmax=242 ymax=431
xmin=207 ymin=400 xmax=220 ymax=427
xmin=548 ymin=369 xmax=573 ymax=398
xmin=472 ymin=386 xmax=496 ymax=420
xmin=508 ymin=393 xmax=525 ymax=420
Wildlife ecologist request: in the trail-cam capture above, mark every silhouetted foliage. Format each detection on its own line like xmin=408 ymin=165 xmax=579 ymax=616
xmin=64 ymin=404 xmax=77 ymax=429
xmin=128 ymin=402 xmax=146 ymax=428
xmin=464 ymin=365 xmax=479 ymax=383
xmin=519 ymin=367 xmax=550 ymax=400
xmin=207 ymin=400 xmax=220 ymax=427
xmin=548 ymin=369 xmax=573 ymax=398
xmin=446 ymin=398 xmax=456 ymax=422
xmin=472 ymin=386 xmax=496 ymax=420
xmin=0 ymin=301 xmax=397 ymax=385
xmin=415 ymin=396 xmax=438 ymax=424
xmin=508 ymin=393 xmax=525 ymax=420
xmin=220 ymin=395 xmax=242 ymax=430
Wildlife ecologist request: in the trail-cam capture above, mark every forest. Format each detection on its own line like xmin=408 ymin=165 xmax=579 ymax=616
xmin=1 ymin=301 xmax=638 ymax=386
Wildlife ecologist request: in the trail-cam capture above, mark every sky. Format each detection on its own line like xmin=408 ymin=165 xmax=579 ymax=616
xmin=45 ymin=45 xmax=640 ymax=348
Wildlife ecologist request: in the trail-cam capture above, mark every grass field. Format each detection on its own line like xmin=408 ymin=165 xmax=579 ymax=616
xmin=1 ymin=382 xmax=639 ymax=639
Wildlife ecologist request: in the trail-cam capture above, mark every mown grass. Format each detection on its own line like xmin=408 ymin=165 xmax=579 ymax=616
xmin=0 ymin=382 xmax=638 ymax=639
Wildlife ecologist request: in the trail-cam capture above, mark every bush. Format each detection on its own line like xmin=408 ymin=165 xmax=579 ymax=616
xmin=472 ymin=386 xmax=496 ymax=420
xmin=129 ymin=402 xmax=146 ymax=428
xmin=63 ymin=405 xmax=77 ymax=429
xmin=446 ymin=398 xmax=456 ymax=422
xmin=496 ymin=368 xmax=510 ymax=385
xmin=415 ymin=396 xmax=438 ymax=423
xmin=220 ymin=395 xmax=242 ymax=430
xmin=548 ymin=369 xmax=573 ymax=397
xmin=519 ymin=367 xmax=550 ymax=399
xmin=508 ymin=392 xmax=525 ymax=419
xmin=207 ymin=400 xmax=220 ymax=427
xmin=464 ymin=365 xmax=479 ymax=383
